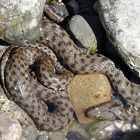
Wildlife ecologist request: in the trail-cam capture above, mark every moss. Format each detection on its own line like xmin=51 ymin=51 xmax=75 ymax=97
xmin=86 ymin=46 xmax=97 ymax=54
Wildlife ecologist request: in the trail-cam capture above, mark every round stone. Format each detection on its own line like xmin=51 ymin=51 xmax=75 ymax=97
xmin=68 ymin=73 xmax=111 ymax=123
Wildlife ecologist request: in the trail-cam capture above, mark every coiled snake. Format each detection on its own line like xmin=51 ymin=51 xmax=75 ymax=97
xmin=0 ymin=18 xmax=140 ymax=131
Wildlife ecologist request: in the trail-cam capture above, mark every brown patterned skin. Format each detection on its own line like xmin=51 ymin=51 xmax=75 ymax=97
xmin=1 ymin=46 xmax=73 ymax=131
xmin=1 ymin=17 xmax=140 ymax=131
xmin=40 ymin=18 xmax=140 ymax=119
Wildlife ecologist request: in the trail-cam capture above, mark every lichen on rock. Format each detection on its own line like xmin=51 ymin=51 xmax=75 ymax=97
xmin=0 ymin=0 xmax=46 ymax=45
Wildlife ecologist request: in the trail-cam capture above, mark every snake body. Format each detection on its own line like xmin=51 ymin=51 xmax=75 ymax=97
xmin=0 ymin=18 xmax=140 ymax=131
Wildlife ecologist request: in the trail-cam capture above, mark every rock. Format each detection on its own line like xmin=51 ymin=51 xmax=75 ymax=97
xmin=78 ymin=0 xmax=106 ymax=48
xmin=44 ymin=1 xmax=69 ymax=23
xmin=0 ymin=0 xmax=45 ymax=45
xmin=99 ymin=0 xmax=140 ymax=77
xmin=0 ymin=112 xmax=22 ymax=140
xmin=68 ymin=15 xmax=97 ymax=53
xmin=36 ymin=134 xmax=48 ymax=140
xmin=68 ymin=74 xmax=111 ymax=123
xmin=102 ymin=121 xmax=139 ymax=140
xmin=66 ymin=131 xmax=89 ymax=140
xmin=68 ymin=117 xmax=140 ymax=140
xmin=0 ymin=85 xmax=38 ymax=140
xmin=0 ymin=45 xmax=9 ymax=58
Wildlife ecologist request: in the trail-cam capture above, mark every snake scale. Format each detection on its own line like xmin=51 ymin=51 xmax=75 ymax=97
xmin=0 ymin=18 xmax=140 ymax=131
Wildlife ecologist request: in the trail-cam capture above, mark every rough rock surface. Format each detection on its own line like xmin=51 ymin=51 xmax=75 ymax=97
xmin=0 ymin=83 xmax=38 ymax=140
xmin=0 ymin=112 xmax=22 ymax=140
xmin=99 ymin=0 xmax=140 ymax=76
xmin=68 ymin=15 xmax=97 ymax=53
xmin=0 ymin=0 xmax=45 ymax=45
xmin=68 ymin=74 xmax=111 ymax=123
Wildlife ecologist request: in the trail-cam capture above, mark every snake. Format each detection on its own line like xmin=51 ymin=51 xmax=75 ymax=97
xmin=0 ymin=17 xmax=140 ymax=131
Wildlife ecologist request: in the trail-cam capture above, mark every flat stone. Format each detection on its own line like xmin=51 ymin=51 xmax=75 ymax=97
xmin=99 ymin=0 xmax=140 ymax=77
xmin=68 ymin=15 xmax=97 ymax=53
xmin=68 ymin=74 xmax=111 ymax=123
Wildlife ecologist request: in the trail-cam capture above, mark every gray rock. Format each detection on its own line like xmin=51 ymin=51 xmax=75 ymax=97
xmin=0 ymin=45 xmax=9 ymax=58
xmin=88 ymin=120 xmax=139 ymax=140
xmin=36 ymin=135 xmax=48 ymax=140
xmin=79 ymin=1 xmax=106 ymax=48
xmin=0 ymin=0 xmax=45 ymax=45
xmin=0 ymin=85 xmax=38 ymax=140
xmin=99 ymin=0 xmax=140 ymax=77
xmin=0 ymin=112 xmax=22 ymax=140
xmin=68 ymin=15 xmax=97 ymax=53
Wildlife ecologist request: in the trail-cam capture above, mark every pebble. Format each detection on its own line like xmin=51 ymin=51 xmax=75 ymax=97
xmin=36 ymin=134 xmax=48 ymax=140
xmin=44 ymin=1 xmax=69 ymax=23
xmin=78 ymin=0 xmax=106 ymax=48
xmin=68 ymin=74 xmax=111 ymax=123
xmin=68 ymin=15 xmax=97 ymax=53
xmin=100 ymin=121 xmax=139 ymax=139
